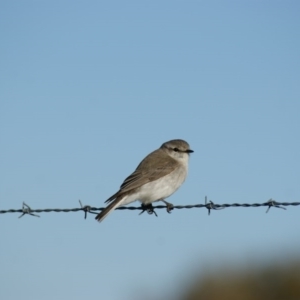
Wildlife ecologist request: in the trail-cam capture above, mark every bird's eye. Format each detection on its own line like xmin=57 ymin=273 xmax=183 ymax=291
xmin=173 ymin=148 xmax=179 ymax=152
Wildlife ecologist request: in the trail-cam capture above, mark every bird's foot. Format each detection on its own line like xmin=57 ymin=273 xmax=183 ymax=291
xmin=139 ymin=203 xmax=158 ymax=217
xmin=161 ymin=200 xmax=174 ymax=213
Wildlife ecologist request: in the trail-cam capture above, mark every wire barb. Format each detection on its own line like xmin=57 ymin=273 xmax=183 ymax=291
xmin=139 ymin=203 xmax=158 ymax=217
xmin=265 ymin=198 xmax=287 ymax=213
xmin=18 ymin=202 xmax=40 ymax=218
xmin=79 ymin=200 xmax=96 ymax=219
xmin=204 ymin=196 xmax=225 ymax=215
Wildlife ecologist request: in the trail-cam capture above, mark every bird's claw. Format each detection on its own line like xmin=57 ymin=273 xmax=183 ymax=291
xmin=139 ymin=204 xmax=158 ymax=217
xmin=161 ymin=200 xmax=174 ymax=213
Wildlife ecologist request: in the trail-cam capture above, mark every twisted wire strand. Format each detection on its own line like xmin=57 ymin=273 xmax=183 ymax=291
xmin=0 ymin=198 xmax=299 ymax=219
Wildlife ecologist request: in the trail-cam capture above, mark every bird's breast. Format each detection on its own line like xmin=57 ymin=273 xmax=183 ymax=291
xmin=135 ymin=165 xmax=188 ymax=204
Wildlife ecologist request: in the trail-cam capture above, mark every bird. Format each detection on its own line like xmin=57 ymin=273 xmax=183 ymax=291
xmin=95 ymin=139 xmax=193 ymax=222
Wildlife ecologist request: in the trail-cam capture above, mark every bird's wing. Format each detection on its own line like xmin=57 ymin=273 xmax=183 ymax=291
xmin=105 ymin=149 xmax=177 ymax=203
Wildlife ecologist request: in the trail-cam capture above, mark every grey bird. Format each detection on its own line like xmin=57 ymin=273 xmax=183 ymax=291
xmin=95 ymin=139 xmax=193 ymax=222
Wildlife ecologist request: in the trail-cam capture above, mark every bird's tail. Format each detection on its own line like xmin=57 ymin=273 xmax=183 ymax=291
xmin=95 ymin=196 xmax=126 ymax=222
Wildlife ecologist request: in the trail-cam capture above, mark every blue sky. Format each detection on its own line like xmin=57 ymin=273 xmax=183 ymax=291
xmin=1 ymin=1 xmax=300 ymax=300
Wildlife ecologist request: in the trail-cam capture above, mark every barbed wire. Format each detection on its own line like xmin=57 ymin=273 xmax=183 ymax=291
xmin=0 ymin=197 xmax=299 ymax=219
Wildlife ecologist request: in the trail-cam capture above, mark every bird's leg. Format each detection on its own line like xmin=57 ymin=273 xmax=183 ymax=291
xmin=161 ymin=200 xmax=174 ymax=213
xmin=139 ymin=203 xmax=158 ymax=217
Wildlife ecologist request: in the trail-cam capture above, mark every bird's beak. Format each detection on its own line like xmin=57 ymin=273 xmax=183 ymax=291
xmin=186 ymin=149 xmax=194 ymax=153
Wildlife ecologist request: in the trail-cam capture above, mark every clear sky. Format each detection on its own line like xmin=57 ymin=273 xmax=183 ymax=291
xmin=1 ymin=1 xmax=299 ymax=300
